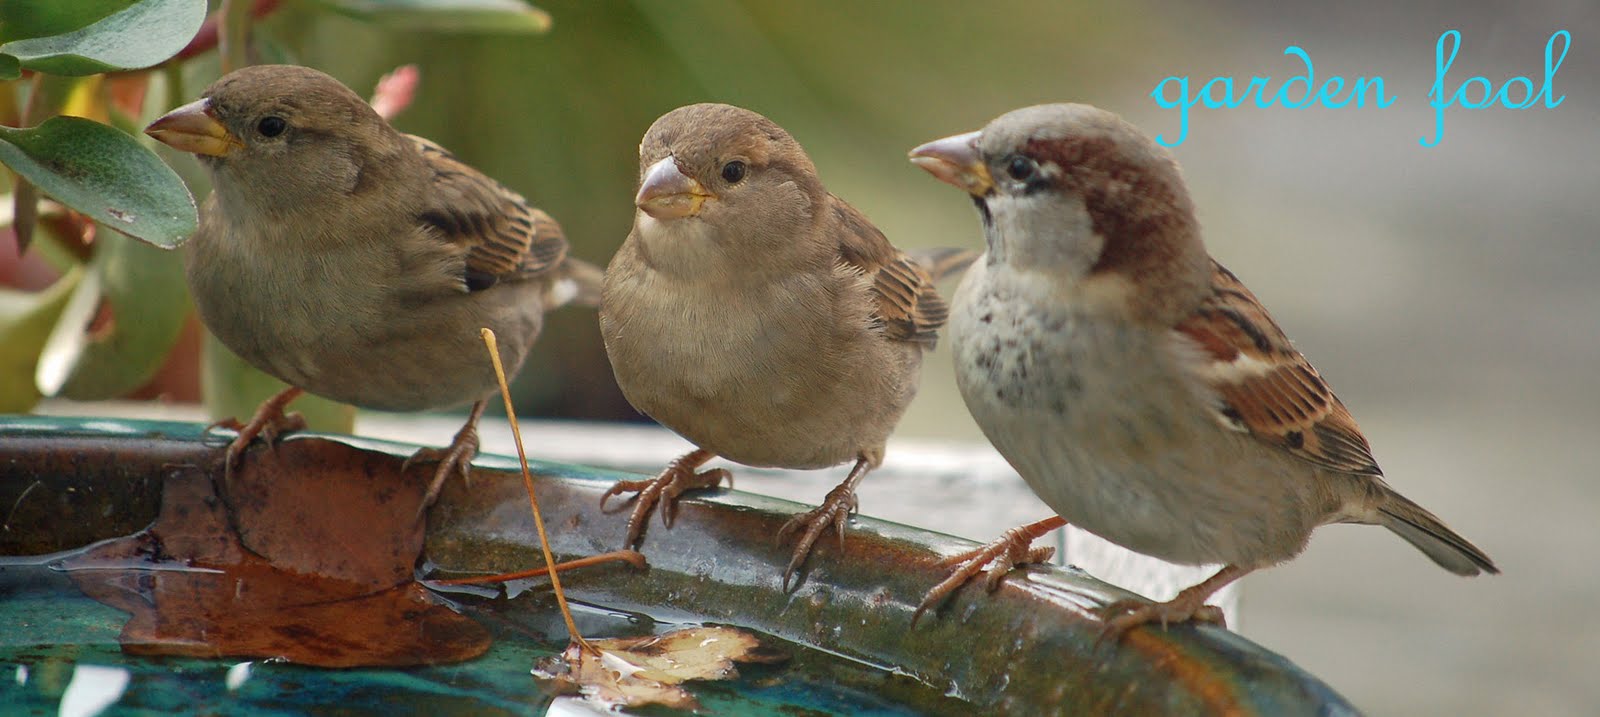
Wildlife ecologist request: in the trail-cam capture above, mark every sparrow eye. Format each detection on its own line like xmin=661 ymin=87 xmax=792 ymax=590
xmin=256 ymin=116 xmax=288 ymax=138
xmin=1006 ymin=155 xmax=1036 ymax=182
xmin=720 ymin=160 xmax=747 ymax=184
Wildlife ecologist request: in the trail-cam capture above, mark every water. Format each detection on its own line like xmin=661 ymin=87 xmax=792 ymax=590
xmin=0 ymin=559 xmax=960 ymax=716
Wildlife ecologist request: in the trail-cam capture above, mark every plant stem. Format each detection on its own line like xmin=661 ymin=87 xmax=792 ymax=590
xmin=9 ymin=73 xmax=45 ymax=255
xmin=217 ymin=0 xmax=263 ymax=73
xmin=480 ymin=328 xmax=595 ymax=654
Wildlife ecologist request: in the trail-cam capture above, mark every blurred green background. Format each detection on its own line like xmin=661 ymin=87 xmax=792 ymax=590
xmin=251 ymin=0 xmax=1206 ymax=428
xmin=5 ymin=1 xmax=1598 ymax=714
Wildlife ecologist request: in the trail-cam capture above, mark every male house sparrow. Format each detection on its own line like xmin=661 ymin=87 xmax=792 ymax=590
xmin=145 ymin=65 xmax=599 ymax=505
xmin=600 ymin=103 xmax=972 ymax=586
xmin=908 ymin=104 xmax=1497 ymax=635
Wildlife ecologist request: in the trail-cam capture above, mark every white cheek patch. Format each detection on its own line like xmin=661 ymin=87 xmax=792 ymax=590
xmin=988 ymin=191 xmax=1070 ymax=231
xmin=985 ymin=190 xmax=1099 ymax=275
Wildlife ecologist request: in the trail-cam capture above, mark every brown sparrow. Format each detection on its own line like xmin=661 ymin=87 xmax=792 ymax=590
xmin=908 ymin=103 xmax=1497 ymax=636
xmin=145 ymin=65 xmax=600 ymax=506
xmin=599 ymin=103 xmax=972 ymax=588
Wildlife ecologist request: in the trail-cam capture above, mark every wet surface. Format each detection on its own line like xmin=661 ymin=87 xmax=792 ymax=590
xmin=0 ymin=416 xmax=1357 ymax=715
xmin=1 ymin=562 xmax=940 ymax=716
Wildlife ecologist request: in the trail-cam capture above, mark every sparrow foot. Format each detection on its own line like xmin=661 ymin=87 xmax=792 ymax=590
xmin=1096 ymin=564 xmax=1249 ymax=645
xmin=776 ymin=477 xmax=862 ymax=592
xmin=405 ymin=400 xmax=487 ymax=518
xmin=212 ymin=386 xmax=306 ymax=482
xmin=912 ymin=515 xmax=1067 ymax=625
xmin=1098 ymin=598 xmax=1227 ymax=644
xmin=600 ymin=448 xmax=729 ymax=548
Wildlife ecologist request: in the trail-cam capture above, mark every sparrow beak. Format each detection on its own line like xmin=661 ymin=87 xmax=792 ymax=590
xmin=909 ymin=131 xmax=992 ymax=196
xmin=145 ymin=98 xmax=241 ymax=157
xmin=636 ymin=157 xmax=714 ymax=219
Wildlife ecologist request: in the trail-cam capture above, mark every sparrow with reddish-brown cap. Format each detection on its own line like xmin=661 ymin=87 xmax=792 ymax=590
xmin=599 ymin=103 xmax=973 ymax=588
xmin=145 ymin=65 xmax=600 ymax=507
xmin=908 ymin=103 xmax=1497 ymax=636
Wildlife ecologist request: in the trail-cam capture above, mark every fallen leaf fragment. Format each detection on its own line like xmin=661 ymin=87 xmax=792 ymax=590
xmin=476 ymin=332 xmax=787 ymax=710
xmin=534 ymin=625 xmax=788 ymax=710
xmin=61 ymin=439 xmax=490 ymax=667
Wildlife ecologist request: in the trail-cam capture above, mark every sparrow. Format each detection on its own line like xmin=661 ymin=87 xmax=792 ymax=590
xmin=599 ymin=103 xmax=973 ymax=588
xmin=907 ymin=103 xmax=1497 ymax=636
xmin=145 ymin=65 xmax=600 ymax=507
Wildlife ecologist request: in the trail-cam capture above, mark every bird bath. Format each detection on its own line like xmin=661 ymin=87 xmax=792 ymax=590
xmin=0 ymin=415 xmax=1357 ymax=715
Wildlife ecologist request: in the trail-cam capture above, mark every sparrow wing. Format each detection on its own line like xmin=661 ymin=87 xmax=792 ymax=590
xmin=409 ymin=135 xmax=567 ymax=290
xmin=1175 ymin=260 xmax=1382 ymax=476
xmin=830 ymin=195 xmax=949 ymax=347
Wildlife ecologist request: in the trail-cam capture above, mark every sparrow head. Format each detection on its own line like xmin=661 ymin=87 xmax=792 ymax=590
xmin=911 ymin=104 xmax=1210 ymax=320
xmin=146 ymin=65 xmax=410 ymax=218
xmin=632 ymin=103 xmax=826 ymax=268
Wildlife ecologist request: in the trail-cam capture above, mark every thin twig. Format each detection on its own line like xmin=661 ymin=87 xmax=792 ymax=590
xmin=3 ymin=481 xmax=43 ymax=532
xmin=481 ymin=328 xmax=595 ymax=653
xmin=10 ymin=73 xmax=44 ymax=256
xmin=217 ymin=0 xmax=253 ymax=74
xmin=431 ymin=550 xmax=646 ymax=586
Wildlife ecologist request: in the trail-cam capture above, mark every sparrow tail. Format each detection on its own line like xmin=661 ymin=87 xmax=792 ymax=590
xmin=548 ymin=257 xmax=604 ymax=309
xmin=1377 ymin=487 xmax=1499 ymax=576
xmin=906 ymin=247 xmax=981 ymax=283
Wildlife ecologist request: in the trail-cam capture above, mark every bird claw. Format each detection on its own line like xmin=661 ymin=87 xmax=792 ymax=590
xmin=777 ymin=484 xmax=858 ymax=592
xmin=407 ymin=429 xmax=481 ymax=517
xmin=202 ymin=417 xmax=245 ymax=443
xmin=1094 ymin=563 xmax=1245 ymax=647
xmin=913 ymin=545 xmax=1053 ymax=626
xmin=912 ymin=518 xmax=1064 ymax=626
xmin=217 ymin=388 xmax=307 ymax=484
xmin=1095 ymin=596 xmax=1228 ymax=647
xmin=983 ymin=545 xmax=1056 ymax=592
xmin=598 ymin=478 xmax=653 ymax=512
xmin=600 ymin=462 xmax=729 ymax=548
xmin=405 ymin=403 xmax=487 ymax=521
xmin=660 ymin=488 xmax=681 ymax=528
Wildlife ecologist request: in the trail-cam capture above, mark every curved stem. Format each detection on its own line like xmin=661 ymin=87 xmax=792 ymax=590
xmin=431 ymin=550 xmax=647 ymax=586
xmin=481 ymin=328 xmax=596 ymax=654
xmin=217 ymin=0 xmax=252 ymax=73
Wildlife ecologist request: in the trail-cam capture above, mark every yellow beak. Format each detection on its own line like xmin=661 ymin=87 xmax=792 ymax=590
xmin=145 ymin=98 xmax=241 ymax=157
xmin=908 ymin=131 xmax=993 ymax=196
xmin=635 ymin=157 xmax=713 ymax=219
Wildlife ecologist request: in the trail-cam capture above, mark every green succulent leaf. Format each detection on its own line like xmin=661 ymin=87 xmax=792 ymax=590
xmin=35 ymin=227 xmax=191 ymax=400
xmin=0 ymin=54 xmax=20 ymax=81
xmin=318 ymin=0 xmax=551 ymax=34
xmin=0 ymin=0 xmax=133 ymax=44
xmin=0 ymin=116 xmax=198 ymax=249
xmin=0 ymin=268 xmax=83 ymax=413
xmin=1 ymin=0 xmax=208 ymax=76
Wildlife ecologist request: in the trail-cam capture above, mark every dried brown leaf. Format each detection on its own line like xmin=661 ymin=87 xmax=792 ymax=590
xmin=536 ymin=625 xmax=788 ymax=710
xmin=62 ymin=438 xmax=490 ymax=667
